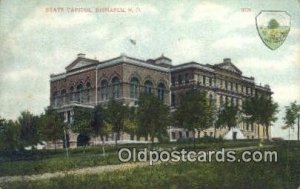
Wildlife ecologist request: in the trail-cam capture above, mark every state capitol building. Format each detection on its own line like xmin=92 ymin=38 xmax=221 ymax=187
xmin=50 ymin=53 xmax=272 ymax=147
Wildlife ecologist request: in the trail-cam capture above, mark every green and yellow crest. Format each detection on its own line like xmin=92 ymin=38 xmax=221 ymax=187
xmin=256 ymin=11 xmax=291 ymax=50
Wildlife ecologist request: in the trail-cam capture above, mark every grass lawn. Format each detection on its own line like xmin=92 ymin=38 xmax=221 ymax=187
xmin=1 ymin=142 xmax=299 ymax=189
xmin=0 ymin=140 xmax=261 ymax=177
xmin=0 ymin=145 xmax=121 ymax=177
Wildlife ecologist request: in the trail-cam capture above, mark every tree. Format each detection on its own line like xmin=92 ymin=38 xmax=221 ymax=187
xmin=124 ymin=107 xmax=138 ymax=140
xmin=174 ymin=90 xmax=214 ymax=147
xmin=18 ymin=111 xmax=41 ymax=149
xmin=283 ymin=101 xmax=300 ymax=140
xmin=0 ymin=118 xmax=20 ymax=154
xmin=72 ymin=107 xmax=93 ymax=147
xmin=243 ymin=95 xmax=278 ymax=140
xmin=137 ymin=93 xmax=170 ymax=144
xmin=39 ymin=109 xmax=65 ymax=150
xmin=91 ymin=105 xmax=105 ymax=143
xmin=216 ymin=104 xmax=239 ymax=130
xmin=261 ymin=96 xmax=278 ymax=140
xmin=268 ymin=18 xmax=279 ymax=29
xmin=104 ymin=99 xmax=128 ymax=148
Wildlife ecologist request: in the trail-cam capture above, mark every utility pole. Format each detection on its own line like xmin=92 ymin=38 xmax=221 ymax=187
xmin=298 ymin=113 xmax=300 ymax=141
xmin=63 ymin=126 xmax=69 ymax=159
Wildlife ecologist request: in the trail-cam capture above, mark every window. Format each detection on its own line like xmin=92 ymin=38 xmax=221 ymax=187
xmin=76 ymin=83 xmax=83 ymax=103
xmin=203 ymin=76 xmax=206 ymax=85
xmin=231 ymin=82 xmax=233 ymax=91
xmin=130 ymin=77 xmax=139 ymax=99
xmin=179 ymin=131 xmax=182 ymax=138
xmin=100 ymin=80 xmax=108 ymax=100
xmin=178 ymin=75 xmax=182 ymax=84
xmin=67 ymin=111 xmax=71 ymax=123
xmin=86 ymin=82 xmax=91 ymax=103
xmin=69 ymin=86 xmax=74 ymax=102
xmin=186 ymin=131 xmax=189 ymax=138
xmin=53 ymin=91 xmax=58 ymax=106
xmin=172 ymin=132 xmax=176 ymax=140
xmin=231 ymin=97 xmax=234 ymax=106
xmin=220 ymin=95 xmax=223 ymax=106
xmin=225 ymin=96 xmax=229 ymax=104
xmin=61 ymin=89 xmax=66 ymax=104
xmin=157 ymin=83 xmax=165 ymax=102
xmin=171 ymin=93 xmax=176 ymax=106
xmin=144 ymin=80 xmax=153 ymax=94
xmin=171 ymin=77 xmax=175 ymax=86
xmin=220 ymin=79 xmax=223 ymax=88
xmin=236 ymin=98 xmax=239 ymax=107
xmin=112 ymin=77 xmax=120 ymax=99
xmin=210 ymin=132 xmax=213 ymax=137
xmin=209 ymin=78 xmax=212 ymax=86
xmin=225 ymin=81 xmax=228 ymax=90
xmin=185 ymin=73 xmax=189 ymax=84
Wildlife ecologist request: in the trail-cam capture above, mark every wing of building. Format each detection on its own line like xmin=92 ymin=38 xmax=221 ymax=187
xmin=49 ymin=53 xmax=272 ymax=148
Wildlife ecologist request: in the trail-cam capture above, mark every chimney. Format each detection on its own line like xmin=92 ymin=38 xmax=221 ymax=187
xmin=223 ymin=58 xmax=231 ymax=63
xmin=77 ymin=53 xmax=86 ymax=58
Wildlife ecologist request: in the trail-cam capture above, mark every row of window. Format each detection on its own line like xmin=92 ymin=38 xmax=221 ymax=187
xmin=171 ymin=74 xmax=254 ymax=95
xmin=171 ymin=73 xmax=190 ymax=86
xmin=52 ymin=77 xmax=167 ymax=106
xmin=171 ymin=92 xmax=215 ymax=107
xmin=219 ymin=95 xmax=241 ymax=107
xmin=100 ymin=77 xmax=166 ymax=101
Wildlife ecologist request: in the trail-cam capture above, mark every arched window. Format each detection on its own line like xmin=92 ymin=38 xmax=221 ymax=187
xmin=144 ymin=80 xmax=153 ymax=94
xmin=53 ymin=91 xmax=58 ymax=107
xmin=130 ymin=77 xmax=139 ymax=99
xmin=157 ymin=83 xmax=165 ymax=101
xmin=112 ymin=77 xmax=120 ymax=99
xmin=61 ymin=89 xmax=66 ymax=105
xmin=100 ymin=80 xmax=108 ymax=101
xmin=69 ymin=86 xmax=74 ymax=102
xmin=76 ymin=83 xmax=83 ymax=103
xmin=86 ymin=82 xmax=91 ymax=103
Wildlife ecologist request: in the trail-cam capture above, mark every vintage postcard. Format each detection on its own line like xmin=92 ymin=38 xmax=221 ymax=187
xmin=0 ymin=0 xmax=299 ymax=188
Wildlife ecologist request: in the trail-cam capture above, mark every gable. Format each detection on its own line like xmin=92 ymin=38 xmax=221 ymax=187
xmin=65 ymin=58 xmax=98 ymax=72
xmin=214 ymin=62 xmax=242 ymax=75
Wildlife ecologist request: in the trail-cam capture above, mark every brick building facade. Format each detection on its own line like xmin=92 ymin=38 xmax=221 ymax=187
xmin=49 ymin=53 xmax=272 ymax=148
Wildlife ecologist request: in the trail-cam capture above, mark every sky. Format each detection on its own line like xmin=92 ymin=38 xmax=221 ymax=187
xmin=0 ymin=0 xmax=299 ymax=139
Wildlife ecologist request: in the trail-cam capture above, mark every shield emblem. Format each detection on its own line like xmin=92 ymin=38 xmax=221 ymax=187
xmin=256 ymin=11 xmax=291 ymax=50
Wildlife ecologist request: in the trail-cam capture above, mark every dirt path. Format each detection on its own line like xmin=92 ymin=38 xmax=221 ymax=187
xmin=0 ymin=145 xmax=273 ymax=183
xmin=0 ymin=162 xmax=150 ymax=183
